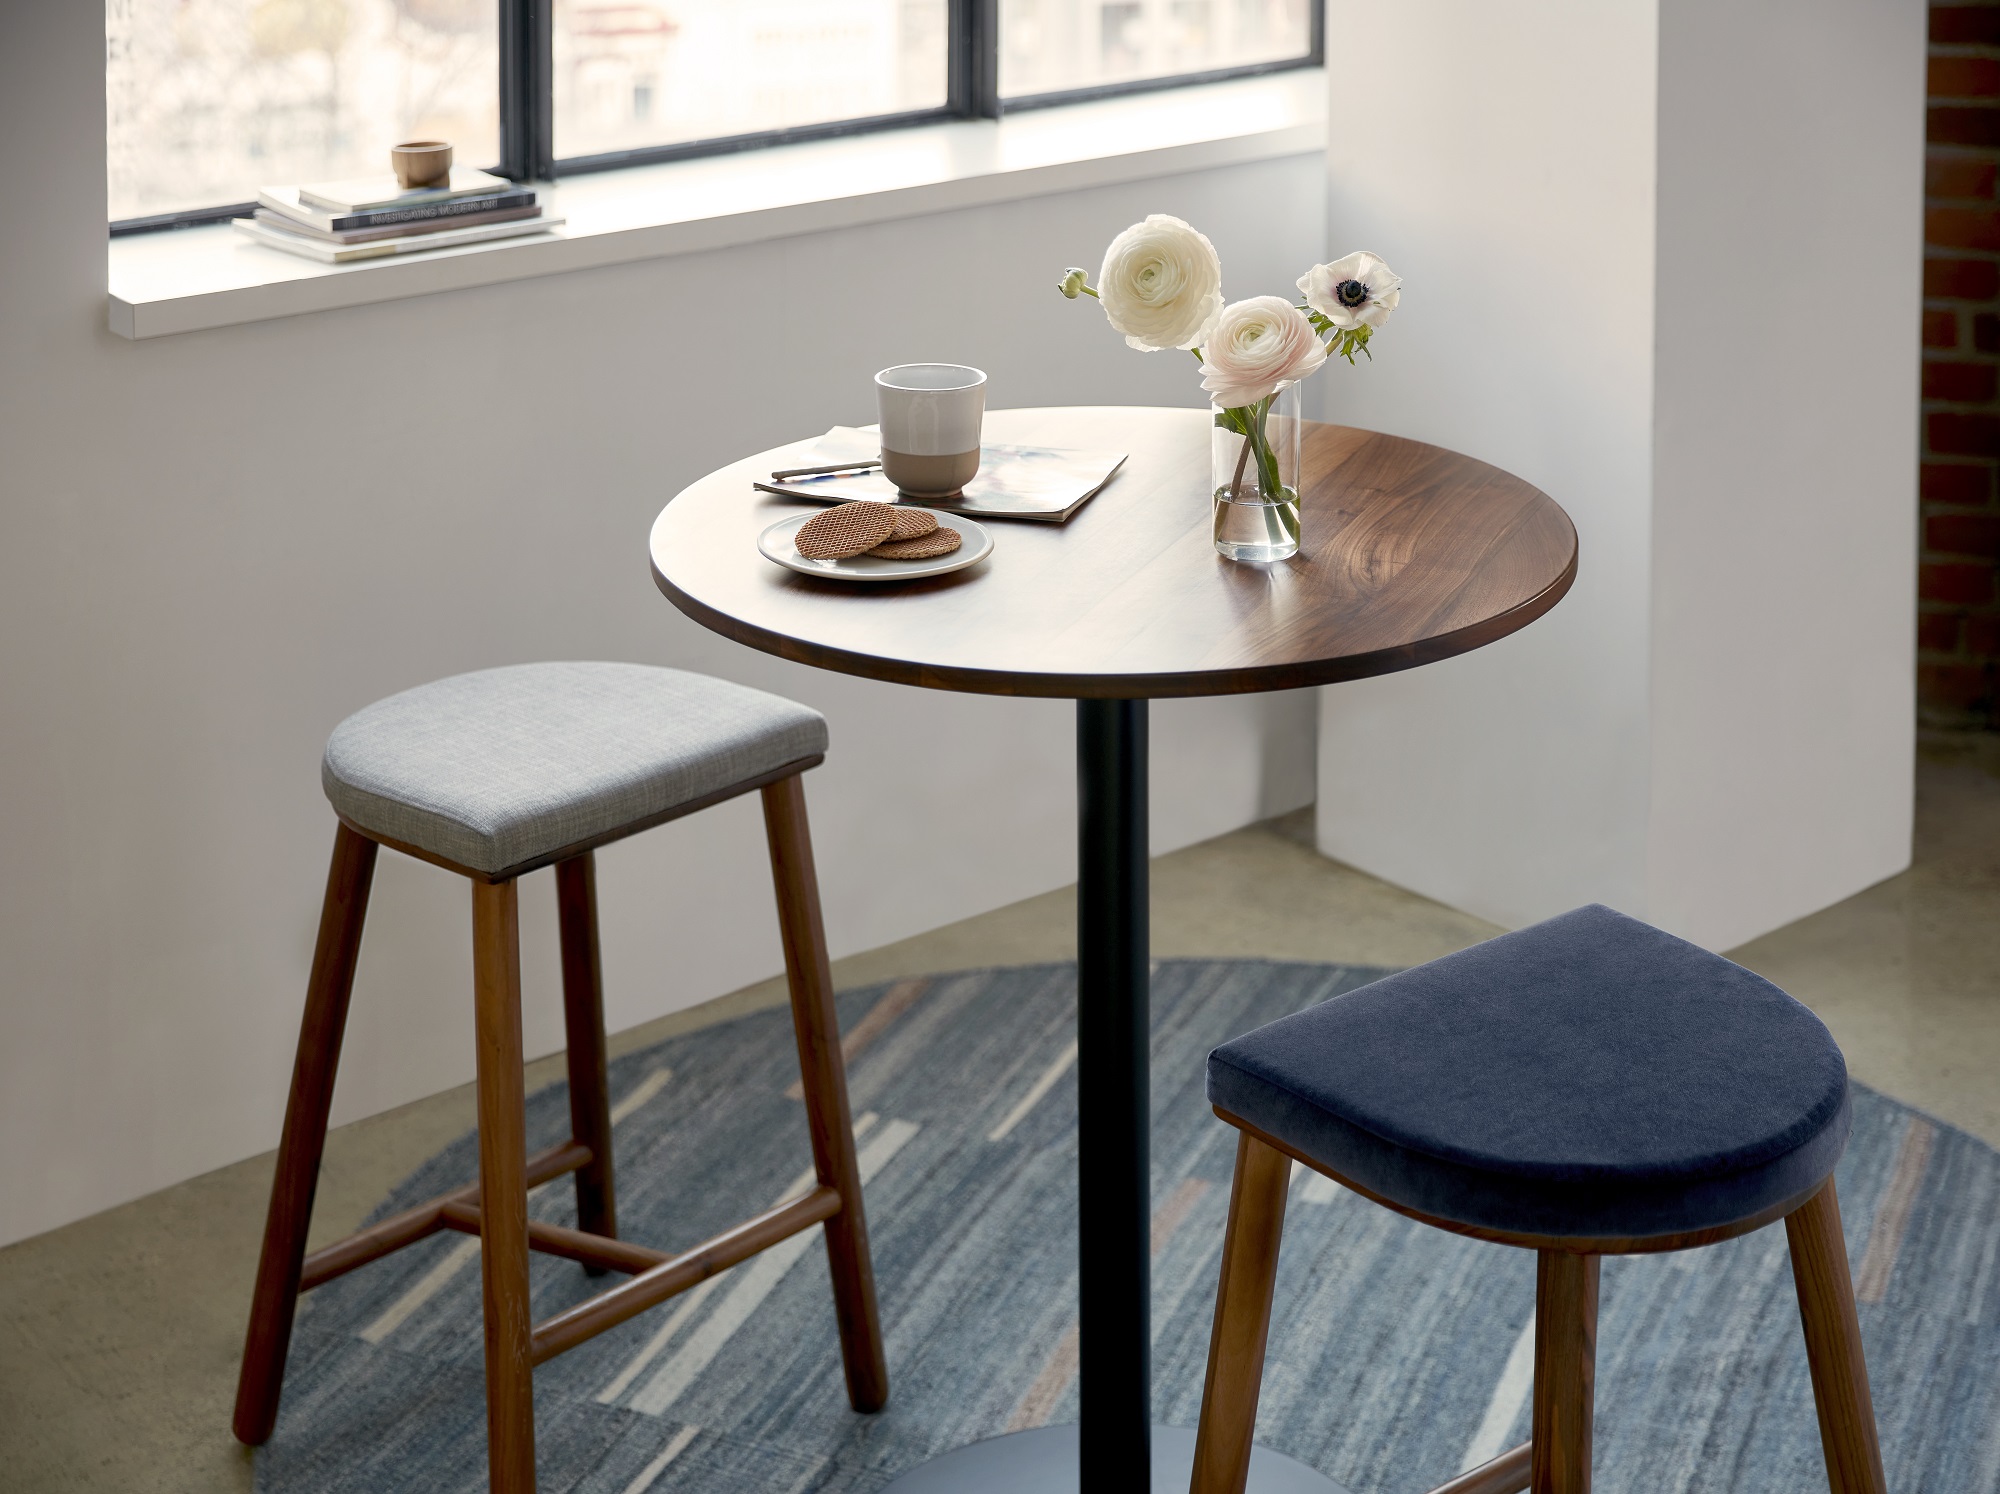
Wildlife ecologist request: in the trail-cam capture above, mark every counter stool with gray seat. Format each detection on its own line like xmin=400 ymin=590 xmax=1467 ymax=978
xmin=232 ymin=662 xmax=886 ymax=1493
xmin=1191 ymin=904 xmax=1885 ymax=1494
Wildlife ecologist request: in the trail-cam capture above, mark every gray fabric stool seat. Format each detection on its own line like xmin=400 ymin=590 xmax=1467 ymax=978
xmin=237 ymin=662 xmax=884 ymax=1494
xmin=322 ymin=661 xmax=828 ymax=877
xmin=1188 ymin=906 xmax=1887 ymax=1494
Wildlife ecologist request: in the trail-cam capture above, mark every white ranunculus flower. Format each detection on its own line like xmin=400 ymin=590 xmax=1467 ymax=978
xmin=1097 ymin=214 xmax=1224 ymax=352
xmin=1298 ymin=251 xmax=1402 ymax=331
xmin=1199 ymin=296 xmax=1328 ymax=409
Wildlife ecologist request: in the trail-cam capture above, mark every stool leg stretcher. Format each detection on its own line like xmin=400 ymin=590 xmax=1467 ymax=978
xmin=297 ymin=1140 xmax=592 ymax=1292
xmin=1431 ymin=1444 xmax=1533 ymax=1494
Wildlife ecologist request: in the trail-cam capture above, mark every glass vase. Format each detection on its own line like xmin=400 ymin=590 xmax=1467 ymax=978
xmin=1211 ymin=383 xmax=1302 ymax=563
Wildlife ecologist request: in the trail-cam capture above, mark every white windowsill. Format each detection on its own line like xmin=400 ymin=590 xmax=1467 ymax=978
xmin=107 ymin=70 xmax=1325 ymax=340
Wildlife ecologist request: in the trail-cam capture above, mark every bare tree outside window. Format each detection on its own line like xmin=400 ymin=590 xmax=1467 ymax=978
xmin=107 ymin=0 xmax=500 ymax=222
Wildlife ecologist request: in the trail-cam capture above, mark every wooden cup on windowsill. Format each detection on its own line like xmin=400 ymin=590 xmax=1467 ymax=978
xmin=391 ymin=141 xmax=453 ymax=189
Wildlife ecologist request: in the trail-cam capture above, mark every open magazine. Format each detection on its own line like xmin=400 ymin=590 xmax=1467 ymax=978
xmin=754 ymin=426 xmax=1127 ymax=524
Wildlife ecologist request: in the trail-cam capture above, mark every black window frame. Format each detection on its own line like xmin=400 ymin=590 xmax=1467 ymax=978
xmin=111 ymin=0 xmax=1324 ymax=236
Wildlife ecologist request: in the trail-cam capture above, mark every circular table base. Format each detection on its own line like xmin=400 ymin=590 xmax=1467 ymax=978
xmin=876 ymin=1424 xmax=1351 ymax=1493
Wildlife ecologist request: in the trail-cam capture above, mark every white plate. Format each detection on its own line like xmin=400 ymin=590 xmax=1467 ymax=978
xmin=757 ymin=510 xmax=993 ymax=582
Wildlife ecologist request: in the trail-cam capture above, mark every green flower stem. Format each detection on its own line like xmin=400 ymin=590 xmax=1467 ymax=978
xmin=1228 ymin=418 xmax=1256 ymax=500
xmin=1221 ymin=394 xmax=1284 ymax=504
xmin=1254 ymin=394 xmax=1282 ymax=497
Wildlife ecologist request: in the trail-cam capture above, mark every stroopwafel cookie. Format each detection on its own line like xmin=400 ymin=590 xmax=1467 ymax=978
xmin=871 ymin=526 xmax=963 ymax=561
xmin=885 ymin=506 xmax=940 ymax=540
xmin=795 ymin=501 xmax=898 ymax=559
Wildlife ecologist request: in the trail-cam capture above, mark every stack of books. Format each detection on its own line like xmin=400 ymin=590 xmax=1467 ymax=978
xmin=232 ymin=168 xmax=563 ymax=264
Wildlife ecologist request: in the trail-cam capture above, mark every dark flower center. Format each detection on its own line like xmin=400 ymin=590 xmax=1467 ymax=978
xmin=1335 ymin=278 xmax=1369 ymax=308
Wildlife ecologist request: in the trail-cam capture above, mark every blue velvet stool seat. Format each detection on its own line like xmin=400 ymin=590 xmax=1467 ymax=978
xmin=1189 ymin=906 xmax=1887 ymax=1494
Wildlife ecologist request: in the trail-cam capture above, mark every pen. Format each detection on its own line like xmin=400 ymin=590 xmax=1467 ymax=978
xmin=770 ymin=459 xmax=883 ymax=481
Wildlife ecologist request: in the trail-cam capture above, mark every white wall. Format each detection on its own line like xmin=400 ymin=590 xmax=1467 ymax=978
xmin=1313 ymin=0 xmax=1662 ymax=925
xmin=1649 ymin=0 xmax=1923 ymax=945
xmin=0 ymin=0 xmax=1321 ymax=1246
xmin=1314 ymin=0 xmax=1922 ymax=950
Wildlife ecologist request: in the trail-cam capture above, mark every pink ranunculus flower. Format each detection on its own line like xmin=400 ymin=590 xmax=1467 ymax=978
xmin=1199 ymin=296 xmax=1329 ymax=409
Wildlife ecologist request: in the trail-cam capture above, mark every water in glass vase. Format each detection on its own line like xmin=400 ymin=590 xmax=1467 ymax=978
xmin=1213 ymin=485 xmax=1302 ymax=562
xmin=1211 ymin=382 xmax=1304 ymax=562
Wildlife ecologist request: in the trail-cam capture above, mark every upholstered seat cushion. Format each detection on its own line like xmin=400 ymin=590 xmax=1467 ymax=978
xmin=1207 ymin=905 xmax=1850 ymax=1242
xmin=322 ymin=663 xmax=827 ymax=877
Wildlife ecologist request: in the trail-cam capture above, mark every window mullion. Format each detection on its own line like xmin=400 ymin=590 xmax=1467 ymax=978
xmin=949 ymin=0 xmax=1001 ymax=120
xmin=500 ymin=0 xmax=554 ymax=180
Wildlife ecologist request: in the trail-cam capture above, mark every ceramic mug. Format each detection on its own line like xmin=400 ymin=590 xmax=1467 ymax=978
xmin=875 ymin=364 xmax=986 ymax=496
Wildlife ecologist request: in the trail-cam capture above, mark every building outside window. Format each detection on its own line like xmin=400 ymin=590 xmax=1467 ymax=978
xmin=108 ymin=0 xmax=1318 ymax=230
xmin=551 ymin=0 xmax=949 ymax=162
xmin=1001 ymin=0 xmax=1304 ymax=95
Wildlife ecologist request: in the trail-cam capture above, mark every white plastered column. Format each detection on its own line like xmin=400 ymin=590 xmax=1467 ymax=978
xmin=1311 ymin=0 xmax=1924 ymax=950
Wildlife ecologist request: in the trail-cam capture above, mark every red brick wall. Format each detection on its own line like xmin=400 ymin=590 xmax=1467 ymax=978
xmin=1924 ymin=6 xmax=2000 ymax=727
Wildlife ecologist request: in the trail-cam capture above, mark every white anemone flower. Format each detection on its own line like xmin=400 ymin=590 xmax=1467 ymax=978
xmin=1297 ymin=251 xmax=1402 ymax=331
xmin=1097 ymin=214 xmax=1224 ymax=352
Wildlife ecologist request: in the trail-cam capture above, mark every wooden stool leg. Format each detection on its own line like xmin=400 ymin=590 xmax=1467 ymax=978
xmin=1191 ymin=1131 xmax=1292 ymax=1494
xmin=472 ymin=878 xmax=537 ymax=1494
xmin=1531 ymin=1251 xmax=1598 ymax=1494
xmin=761 ymin=773 xmax=890 ymax=1414
xmin=555 ymin=852 xmax=616 ymax=1256
xmin=234 ymin=824 xmax=378 ymax=1445
xmin=1786 ymin=1181 xmax=1888 ymax=1494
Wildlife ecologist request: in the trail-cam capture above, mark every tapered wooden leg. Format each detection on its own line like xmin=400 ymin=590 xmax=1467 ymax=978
xmin=473 ymin=878 xmax=537 ymax=1494
xmin=1531 ymin=1251 xmax=1598 ymax=1494
xmin=234 ymin=825 xmax=378 ymax=1445
xmin=555 ymin=853 xmax=616 ymax=1259
xmin=1191 ymin=1131 xmax=1292 ymax=1494
xmin=761 ymin=773 xmax=890 ymax=1414
xmin=1786 ymin=1181 xmax=1888 ymax=1494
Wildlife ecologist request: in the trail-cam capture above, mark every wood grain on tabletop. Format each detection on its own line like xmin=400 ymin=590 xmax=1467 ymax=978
xmin=650 ymin=406 xmax=1578 ymax=699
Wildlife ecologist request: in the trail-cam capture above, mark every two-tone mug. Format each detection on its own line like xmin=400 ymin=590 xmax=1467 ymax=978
xmin=875 ymin=364 xmax=986 ymax=496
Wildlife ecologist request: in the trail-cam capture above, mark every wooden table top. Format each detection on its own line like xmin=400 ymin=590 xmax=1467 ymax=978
xmin=650 ymin=406 xmax=1577 ymax=699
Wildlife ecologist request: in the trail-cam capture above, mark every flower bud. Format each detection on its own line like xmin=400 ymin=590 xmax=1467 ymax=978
xmin=1058 ymin=267 xmax=1090 ymax=299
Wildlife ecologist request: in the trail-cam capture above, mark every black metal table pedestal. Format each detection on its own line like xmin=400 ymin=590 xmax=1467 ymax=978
xmin=877 ymin=702 xmax=1348 ymax=1494
xmin=1076 ymin=697 xmax=1153 ymax=1483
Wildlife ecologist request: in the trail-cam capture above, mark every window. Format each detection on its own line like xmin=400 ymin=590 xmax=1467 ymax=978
xmin=107 ymin=0 xmax=501 ymax=227
xmin=1000 ymin=0 xmax=1312 ymax=99
xmin=108 ymin=0 xmax=1322 ymax=233
xmin=550 ymin=1 xmax=950 ymax=165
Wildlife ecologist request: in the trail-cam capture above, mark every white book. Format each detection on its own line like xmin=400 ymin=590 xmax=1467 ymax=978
xmin=232 ymin=212 xmax=565 ymax=263
xmin=294 ymin=166 xmax=515 ymax=214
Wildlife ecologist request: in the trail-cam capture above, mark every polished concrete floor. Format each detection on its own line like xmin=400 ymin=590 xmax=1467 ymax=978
xmin=2 ymin=736 xmax=1995 ymax=1493
xmin=1731 ymin=732 xmax=2000 ymax=1147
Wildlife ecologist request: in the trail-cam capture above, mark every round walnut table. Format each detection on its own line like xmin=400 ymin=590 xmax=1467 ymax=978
xmin=649 ymin=406 xmax=1577 ymax=1493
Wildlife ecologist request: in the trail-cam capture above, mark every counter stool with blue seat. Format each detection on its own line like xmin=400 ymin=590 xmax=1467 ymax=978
xmin=232 ymin=662 xmax=887 ymax=1494
xmin=1191 ymin=904 xmax=1884 ymax=1494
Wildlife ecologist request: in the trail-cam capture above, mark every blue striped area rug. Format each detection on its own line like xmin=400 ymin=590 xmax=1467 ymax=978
xmin=257 ymin=961 xmax=2000 ymax=1493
